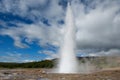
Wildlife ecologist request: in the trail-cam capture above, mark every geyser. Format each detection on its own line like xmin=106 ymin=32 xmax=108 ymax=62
xmin=58 ymin=3 xmax=78 ymax=73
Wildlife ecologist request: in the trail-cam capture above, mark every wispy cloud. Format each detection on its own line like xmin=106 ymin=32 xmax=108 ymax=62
xmin=39 ymin=50 xmax=58 ymax=59
xmin=0 ymin=52 xmax=41 ymax=62
xmin=0 ymin=52 xmax=22 ymax=62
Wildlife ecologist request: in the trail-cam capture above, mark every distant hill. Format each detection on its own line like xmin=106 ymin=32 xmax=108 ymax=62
xmin=0 ymin=60 xmax=54 ymax=68
xmin=0 ymin=57 xmax=120 ymax=69
xmin=0 ymin=57 xmax=94 ymax=68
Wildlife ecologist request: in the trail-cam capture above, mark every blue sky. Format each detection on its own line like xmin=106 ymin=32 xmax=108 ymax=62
xmin=0 ymin=0 xmax=120 ymax=62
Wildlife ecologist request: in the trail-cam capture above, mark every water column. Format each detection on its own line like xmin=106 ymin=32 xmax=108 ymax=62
xmin=58 ymin=3 xmax=78 ymax=73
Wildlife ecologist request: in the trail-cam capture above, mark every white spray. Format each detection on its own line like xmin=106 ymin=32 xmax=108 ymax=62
xmin=58 ymin=3 xmax=78 ymax=73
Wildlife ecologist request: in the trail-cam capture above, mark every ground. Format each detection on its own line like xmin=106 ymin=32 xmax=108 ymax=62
xmin=0 ymin=68 xmax=120 ymax=80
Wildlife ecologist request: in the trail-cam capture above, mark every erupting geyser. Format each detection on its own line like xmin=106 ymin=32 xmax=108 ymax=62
xmin=58 ymin=3 xmax=79 ymax=73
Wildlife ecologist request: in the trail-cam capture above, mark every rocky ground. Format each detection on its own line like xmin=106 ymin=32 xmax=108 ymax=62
xmin=0 ymin=68 xmax=120 ymax=80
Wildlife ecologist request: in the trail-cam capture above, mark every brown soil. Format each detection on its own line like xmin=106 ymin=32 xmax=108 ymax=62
xmin=0 ymin=68 xmax=120 ymax=80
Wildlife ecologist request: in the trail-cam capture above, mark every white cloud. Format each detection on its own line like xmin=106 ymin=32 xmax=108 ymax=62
xmin=0 ymin=23 xmax=62 ymax=48
xmin=0 ymin=0 xmax=64 ymax=23
xmin=23 ymin=59 xmax=34 ymax=63
xmin=73 ymin=0 xmax=120 ymax=49
xmin=0 ymin=0 xmax=120 ymax=56
xmin=77 ymin=49 xmax=120 ymax=56
xmin=89 ymin=49 xmax=120 ymax=56
xmin=45 ymin=57 xmax=55 ymax=60
xmin=0 ymin=0 xmax=64 ymax=48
